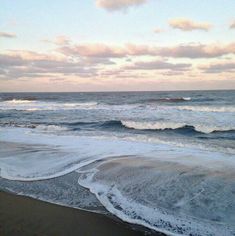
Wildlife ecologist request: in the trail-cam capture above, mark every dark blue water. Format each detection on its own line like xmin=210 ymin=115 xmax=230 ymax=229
xmin=0 ymin=90 xmax=234 ymax=154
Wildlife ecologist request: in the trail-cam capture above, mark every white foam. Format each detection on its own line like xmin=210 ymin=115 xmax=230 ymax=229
xmin=182 ymin=97 xmax=191 ymax=101
xmin=6 ymin=99 xmax=35 ymax=104
xmin=122 ymin=120 xmax=185 ymax=130
xmin=35 ymin=124 xmax=69 ymax=133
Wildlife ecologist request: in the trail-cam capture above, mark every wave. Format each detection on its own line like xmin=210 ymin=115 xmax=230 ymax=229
xmin=1 ymin=119 xmax=234 ymax=135
xmin=120 ymin=120 xmax=235 ymax=134
xmin=67 ymin=120 xmax=235 ymax=135
xmin=141 ymin=97 xmax=191 ymax=103
xmin=6 ymin=99 xmax=36 ymax=104
xmin=0 ymin=100 xmax=99 ymax=111
xmin=3 ymin=97 xmax=38 ymax=101
xmin=177 ymin=105 xmax=235 ymax=113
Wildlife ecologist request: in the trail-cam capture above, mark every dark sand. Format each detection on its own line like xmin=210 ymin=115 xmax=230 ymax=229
xmin=0 ymin=191 xmax=165 ymax=236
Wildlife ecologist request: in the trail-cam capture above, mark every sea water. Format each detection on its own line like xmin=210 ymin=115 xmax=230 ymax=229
xmin=0 ymin=90 xmax=234 ymax=235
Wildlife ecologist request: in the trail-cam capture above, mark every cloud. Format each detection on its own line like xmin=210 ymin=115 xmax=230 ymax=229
xmin=0 ymin=32 xmax=16 ymax=38
xmin=96 ymin=0 xmax=147 ymax=11
xmin=59 ymin=43 xmax=126 ymax=58
xmin=230 ymin=20 xmax=235 ymax=29
xmin=58 ymin=42 xmax=235 ymax=59
xmin=169 ymin=18 xmax=212 ymax=31
xmin=42 ymin=35 xmax=71 ymax=45
xmin=154 ymin=28 xmax=164 ymax=33
xmin=0 ymin=54 xmax=25 ymax=66
xmin=199 ymin=62 xmax=235 ymax=73
xmin=125 ymin=60 xmax=191 ymax=71
xmin=157 ymin=43 xmax=235 ymax=58
xmin=2 ymin=41 xmax=235 ymax=82
xmin=0 ymin=51 xmax=98 ymax=79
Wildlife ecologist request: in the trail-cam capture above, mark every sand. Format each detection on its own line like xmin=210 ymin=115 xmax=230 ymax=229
xmin=0 ymin=191 xmax=165 ymax=236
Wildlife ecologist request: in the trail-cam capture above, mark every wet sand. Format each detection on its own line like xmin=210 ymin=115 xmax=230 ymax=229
xmin=0 ymin=191 xmax=165 ymax=236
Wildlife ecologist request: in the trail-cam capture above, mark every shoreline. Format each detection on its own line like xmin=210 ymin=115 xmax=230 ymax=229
xmin=0 ymin=190 xmax=165 ymax=236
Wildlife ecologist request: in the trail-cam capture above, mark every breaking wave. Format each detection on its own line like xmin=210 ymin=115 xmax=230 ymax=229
xmin=121 ymin=120 xmax=235 ymax=134
xmin=1 ymin=119 xmax=234 ymax=135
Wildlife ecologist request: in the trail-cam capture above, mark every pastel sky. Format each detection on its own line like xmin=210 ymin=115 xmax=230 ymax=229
xmin=1 ymin=0 xmax=235 ymax=92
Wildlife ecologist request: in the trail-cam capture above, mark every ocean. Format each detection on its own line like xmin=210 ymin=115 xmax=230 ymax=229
xmin=0 ymin=90 xmax=234 ymax=235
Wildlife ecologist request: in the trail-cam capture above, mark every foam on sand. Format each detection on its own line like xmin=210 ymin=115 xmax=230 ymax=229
xmin=77 ymin=156 xmax=235 ymax=236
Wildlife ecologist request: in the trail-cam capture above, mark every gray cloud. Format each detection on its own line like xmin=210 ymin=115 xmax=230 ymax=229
xmin=230 ymin=21 xmax=235 ymax=29
xmin=0 ymin=32 xmax=16 ymax=38
xmin=156 ymin=44 xmax=235 ymax=58
xmin=0 ymin=51 xmax=98 ymax=79
xmin=200 ymin=62 xmax=235 ymax=73
xmin=125 ymin=60 xmax=191 ymax=71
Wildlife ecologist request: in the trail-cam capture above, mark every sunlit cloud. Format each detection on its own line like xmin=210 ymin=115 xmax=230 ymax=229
xmin=96 ymin=0 xmax=148 ymax=11
xmin=0 ymin=32 xmax=16 ymax=38
xmin=169 ymin=18 xmax=212 ymax=31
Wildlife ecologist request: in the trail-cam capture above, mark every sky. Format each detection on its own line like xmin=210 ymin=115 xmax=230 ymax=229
xmin=0 ymin=0 xmax=235 ymax=92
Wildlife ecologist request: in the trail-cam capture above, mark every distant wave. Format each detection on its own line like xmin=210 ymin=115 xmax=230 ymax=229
xmin=6 ymin=99 xmax=36 ymax=104
xmin=4 ymin=97 xmax=38 ymax=102
xmin=177 ymin=105 xmax=235 ymax=113
xmin=142 ymin=97 xmax=191 ymax=103
xmin=0 ymin=100 xmax=99 ymax=111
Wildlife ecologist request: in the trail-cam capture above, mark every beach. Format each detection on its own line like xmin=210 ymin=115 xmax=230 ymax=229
xmin=0 ymin=190 xmax=165 ymax=236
